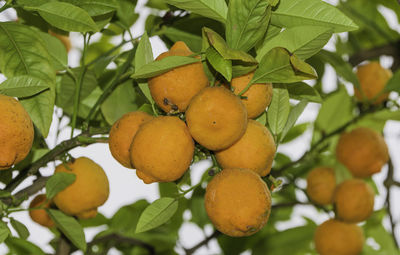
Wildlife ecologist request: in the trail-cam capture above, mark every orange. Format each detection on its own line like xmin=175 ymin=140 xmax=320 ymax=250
xmin=0 ymin=94 xmax=34 ymax=170
xmin=53 ymin=157 xmax=109 ymax=217
xmin=306 ymin=167 xmax=336 ymax=205
xmin=215 ymin=120 xmax=276 ymax=176
xmin=315 ymin=219 xmax=364 ymax=255
xmin=130 ymin=116 xmax=194 ymax=184
xmin=230 ymin=72 xmax=273 ymax=119
xmin=336 ymin=127 xmax=388 ymax=177
xmin=148 ymin=41 xmax=209 ymax=112
xmin=186 ymin=86 xmax=248 ymax=150
xmin=205 ymin=168 xmax=271 ymax=237
xmin=29 ymin=194 xmax=54 ymax=228
xmin=108 ymin=111 xmax=153 ymax=168
xmin=334 ymin=179 xmax=375 ymax=223
xmin=355 ymin=62 xmax=391 ymax=104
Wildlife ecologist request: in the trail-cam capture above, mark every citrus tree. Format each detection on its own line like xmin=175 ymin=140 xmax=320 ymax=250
xmin=0 ymin=0 xmax=399 ymax=254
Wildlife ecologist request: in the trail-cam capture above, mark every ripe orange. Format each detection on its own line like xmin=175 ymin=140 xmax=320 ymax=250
xmin=355 ymin=62 xmax=391 ymax=104
xmin=29 ymin=194 xmax=54 ymax=228
xmin=186 ymin=86 xmax=248 ymax=150
xmin=306 ymin=167 xmax=336 ymax=205
xmin=0 ymin=94 xmax=34 ymax=170
xmin=336 ymin=127 xmax=388 ymax=177
xmin=53 ymin=157 xmax=109 ymax=217
xmin=230 ymin=72 xmax=273 ymax=119
xmin=148 ymin=41 xmax=209 ymax=112
xmin=215 ymin=120 xmax=276 ymax=176
xmin=315 ymin=219 xmax=364 ymax=255
xmin=109 ymin=111 xmax=153 ymax=168
xmin=130 ymin=116 xmax=194 ymax=184
xmin=334 ymin=179 xmax=375 ymax=223
xmin=205 ymin=168 xmax=271 ymax=237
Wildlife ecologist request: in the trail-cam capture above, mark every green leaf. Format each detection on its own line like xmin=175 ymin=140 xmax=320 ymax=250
xmin=280 ymin=99 xmax=308 ymax=142
xmin=131 ymin=56 xmax=200 ymax=79
xmin=0 ymin=221 xmax=10 ymax=243
xmin=165 ymin=0 xmax=228 ymax=23
xmin=252 ymin=48 xmax=317 ymax=84
xmin=268 ymin=85 xmax=290 ymax=135
xmin=315 ymin=86 xmax=353 ymax=133
xmin=0 ymin=76 xmax=49 ymax=98
xmin=62 ymin=0 xmax=118 ymax=16
xmin=287 ymin=82 xmax=322 ymax=103
xmin=115 ymin=0 xmax=139 ymax=28
xmin=281 ymin=122 xmax=309 ymax=143
xmin=226 ymin=0 xmax=271 ymax=52
xmin=46 ymin=172 xmax=76 ymax=200
xmin=0 ymin=191 xmax=11 ymax=198
xmin=57 ymin=68 xmax=98 ymax=118
xmin=206 ymin=46 xmax=232 ymax=81
xmin=0 ymin=22 xmax=55 ymax=137
xmin=256 ymin=111 xmax=267 ymax=125
xmin=10 ymin=218 xmax=30 ymax=240
xmin=271 ymin=0 xmax=358 ymax=32
xmin=79 ymin=213 xmax=109 ymax=228
xmin=136 ymin=197 xmax=179 ymax=233
xmin=47 ymin=209 xmax=86 ymax=252
xmin=203 ymin=27 xmax=258 ymax=64
xmin=160 ymin=27 xmax=203 ymax=53
xmin=256 ymin=26 xmax=333 ymax=61
xmin=384 ymin=69 xmax=400 ymax=93
xmin=101 ymin=80 xmax=146 ymax=124
xmin=5 ymin=237 xmax=45 ymax=255
xmin=135 ymin=32 xmax=156 ymax=106
xmin=31 ymin=2 xmax=98 ymax=32
xmin=37 ymin=32 xmax=68 ymax=71
xmin=317 ymin=50 xmax=360 ymax=87
xmin=253 ymin=223 xmax=316 ymax=255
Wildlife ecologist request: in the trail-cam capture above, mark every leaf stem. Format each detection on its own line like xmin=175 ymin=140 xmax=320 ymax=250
xmin=70 ymin=33 xmax=90 ymax=138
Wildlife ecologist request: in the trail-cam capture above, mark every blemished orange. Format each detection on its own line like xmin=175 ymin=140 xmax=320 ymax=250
xmin=334 ymin=179 xmax=375 ymax=223
xmin=148 ymin=41 xmax=209 ymax=113
xmin=29 ymin=194 xmax=54 ymax=228
xmin=355 ymin=62 xmax=391 ymax=104
xmin=186 ymin=86 xmax=248 ymax=151
xmin=336 ymin=127 xmax=388 ymax=178
xmin=130 ymin=116 xmax=194 ymax=184
xmin=205 ymin=168 xmax=271 ymax=237
xmin=109 ymin=111 xmax=153 ymax=168
xmin=0 ymin=94 xmax=34 ymax=170
xmin=314 ymin=219 xmax=364 ymax=255
xmin=53 ymin=157 xmax=109 ymax=217
xmin=230 ymin=72 xmax=273 ymax=119
xmin=306 ymin=167 xmax=336 ymax=206
xmin=215 ymin=120 xmax=276 ymax=176
xmin=49 ymin=30 xmax=72 ymax=52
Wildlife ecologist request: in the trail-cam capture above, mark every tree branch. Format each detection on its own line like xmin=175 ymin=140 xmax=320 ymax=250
xmin=383 ymin=157 xmax=399 ymax=248
xmin=349 ymin=41 xmax=400 ymax=68
xmin=185 ymin=231 xmax=220 ymax=255
xmin=87 ymin=233 xmax=155 ymax=255
xmin=5 ymin=127 xmax=110 ymax=193
xmin=274 ymin=106 xmax=379 ymax=174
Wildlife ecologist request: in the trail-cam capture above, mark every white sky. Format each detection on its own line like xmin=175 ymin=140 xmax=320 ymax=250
xmin=0 ymin=0 xmax=399 ymax=254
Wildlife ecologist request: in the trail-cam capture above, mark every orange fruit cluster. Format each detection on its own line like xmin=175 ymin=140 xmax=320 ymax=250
xmin=107 ymin=41 xmax=275 ymax=236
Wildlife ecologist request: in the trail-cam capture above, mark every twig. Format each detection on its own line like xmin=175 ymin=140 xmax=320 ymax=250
xmin=383 ymin=157 xmax=399 ymax=248
xmin=274 ymin=106 xmax=379 ymax=174
xmin=1 ymin=176 xmax=49 ymax=206
xmin=5 ymin=127 xmax=110 ymax=193
xmin=349 ymin=41 xmax=400 ymax=67
xmin=185 ymin=231 xmax=220 ymax=255
xmin=87 ymin=233 xmax=155 ymax=255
